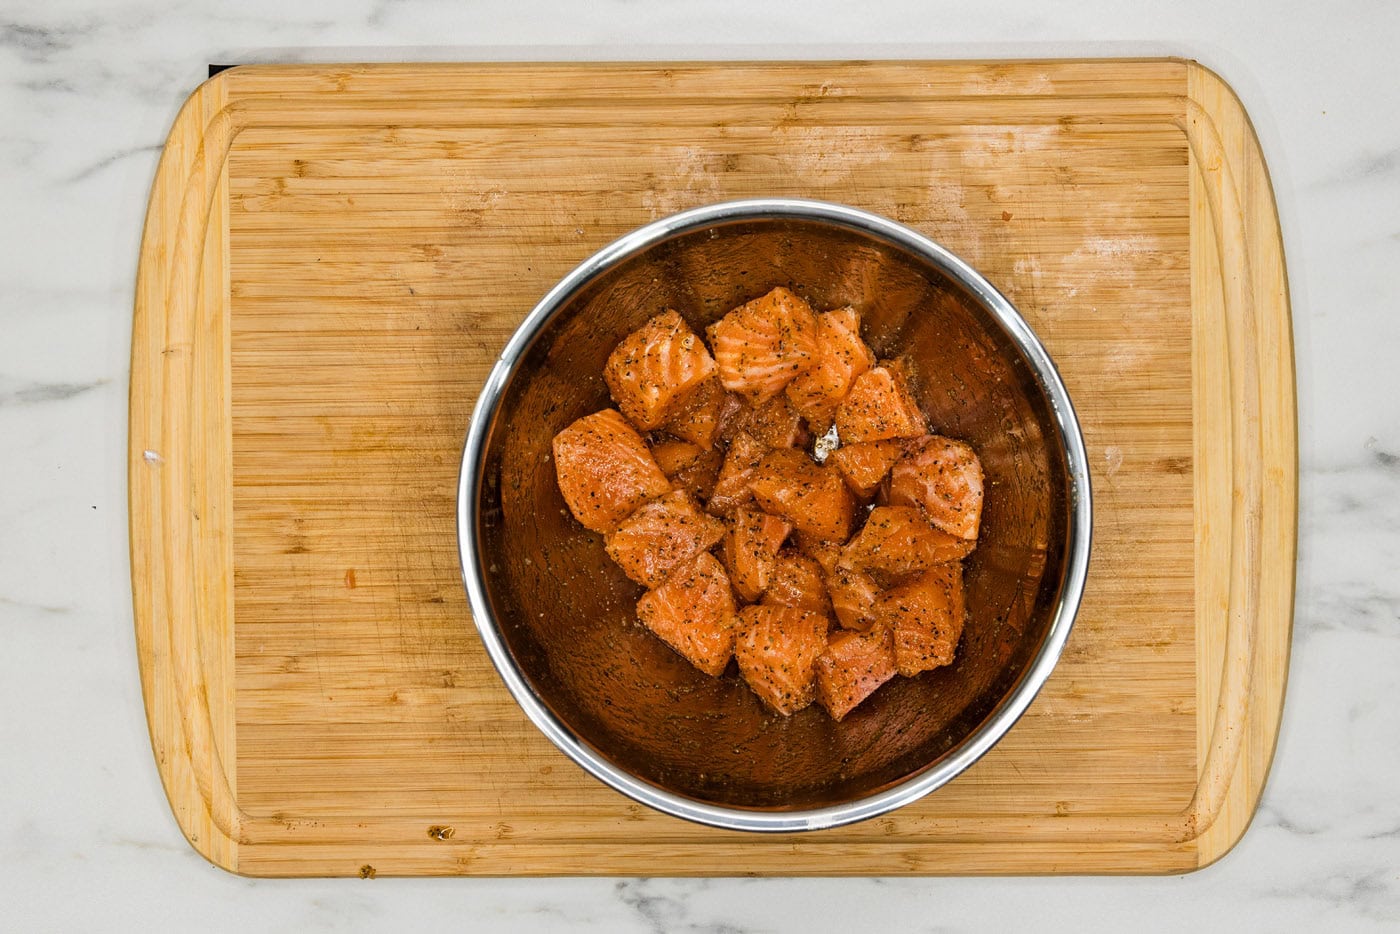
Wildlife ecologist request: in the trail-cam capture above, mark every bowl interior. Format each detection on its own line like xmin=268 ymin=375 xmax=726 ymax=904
xmin=472 ymin=216 xmax=1070 ymax=811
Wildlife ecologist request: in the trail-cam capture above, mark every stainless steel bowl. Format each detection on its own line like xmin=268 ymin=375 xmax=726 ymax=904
xmin=456 ymin=198 xmax=1091 ymax=832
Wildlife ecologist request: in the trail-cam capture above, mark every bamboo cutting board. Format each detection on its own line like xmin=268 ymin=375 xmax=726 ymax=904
xmin=130 ymin=59 xmax=1295 ymax=876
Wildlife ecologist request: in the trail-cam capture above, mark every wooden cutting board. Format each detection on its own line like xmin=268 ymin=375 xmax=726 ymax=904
xmin=130 ymin=59 xmax=1295 ymax=876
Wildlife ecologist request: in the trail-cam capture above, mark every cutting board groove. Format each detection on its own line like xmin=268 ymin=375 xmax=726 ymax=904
xmin=130 ymin=59 xmax=1295 ymax=876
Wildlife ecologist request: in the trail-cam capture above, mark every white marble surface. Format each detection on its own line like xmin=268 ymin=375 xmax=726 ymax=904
xmin=2 ymin=0 xmax=1397 ymax=929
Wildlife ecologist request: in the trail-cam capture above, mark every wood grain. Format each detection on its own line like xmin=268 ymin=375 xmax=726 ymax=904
xmin=129 ymin=59 xmax=1295 ymax=876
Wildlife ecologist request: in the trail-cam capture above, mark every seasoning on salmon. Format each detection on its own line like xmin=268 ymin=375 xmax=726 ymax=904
xmin=876 ymin=563 xmax=966 ymax=676
xmin=827 ymin=438 xmax=918 ymax=499
xmin=636 ymin=552 xmax=738 ymax=676
xmin=839 ymin=505 xmax=973 ymax=583
xmin=552 ymin=409 xmax=671 ymax=533
xmin=725 ymin=393 xmax=810 ymax=449
xmin=835 ymin=363 xmax=928 ymax=442
xmin=734 ymin=605 xmax=829 ymax=715
xmin=815 ymin=625 xmax=898 ymax=720
xmin=707 ymin=287 xmax=821 ymax=403
xmin=661 ymin=375 xmax=737 ymax=450
xmin=723 ymin=508 xmax=792 ymax=602
xmin=650 ymin=439 xmax=723 ymax=505
xmin=887 ymin=434 xmax=985 ymax=542
xmin=826 ymin=565 xmax=881 ymax=630
xmin=785 ymin=306 xmax=876 ymax=432
xmin=706 ymin=430 xmax=767 ymax=517
xmin=554 ymin=284 xmax=989 ymax=721
xmin=792 ymin=532 xmax=843 ymax=576
xmin=747 ymin=447 xmax=857 ymax=542
xmin=762 ymin=550 xmax=831 ymax=614
xmin=603 ymin=310 xmax=717 ymax=431
xmin=605 ymin=490 xmax=726 ymax=588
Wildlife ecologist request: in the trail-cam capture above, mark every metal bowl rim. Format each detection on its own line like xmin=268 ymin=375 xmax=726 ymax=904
xmin=455 ymin=197 xmax=1093 ymax=833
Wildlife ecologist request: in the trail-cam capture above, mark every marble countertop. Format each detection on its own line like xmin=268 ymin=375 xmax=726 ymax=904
xmin=2 ymin=0 xmax=1396 ymax=929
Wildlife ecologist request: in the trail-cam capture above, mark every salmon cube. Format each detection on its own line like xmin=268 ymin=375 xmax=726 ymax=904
xmin=762 ymin=550 xmax=831 ymax=614
xmin=605 ymin=490 xmax=726 ymax=588
xmin=636 ymin=552 xmax=738 ymax=676
xmin=707 ymin=287 xmax=821 ymax=403
xmin=725 ymin=393 xmax=810 ymax=450
xmin=722 ymin=508 xmax=792 ymax=601
xmin=887 ymin=435 xmax=985 ymax=542
xmin=604 ymin=310 xmax=716 ymax=431
xmin=552 ymin=409 xmax=671 ymax=533
xmin=876 ymin=564 xmax=966 ymax=675
xmin=792 ymin=532 xmax=843 ymax=576
xmin=839 ymin=506 xmax=973 ymax=583
xmin=651 ymin=439 xmax=704 ymax=476
xmin=835 ymin=363 xmax=928 ymax=442
xmin=814 ymin=626 xmax=898 ymax=720
xmin=826 ymin=565 xmax=881 ymax=630
xmin=713 ymin=387 xmax=749 ymax=441
xmin=785 ymin=306 xmax=876 ymax=432
xmin=706 ymin=431 xmax=767 ymax=517
xmin=734 ymin=605 xmax=829 ymax=715
xmin=650 ymin=439 xmax=723 ymax=505
xmin=661 ymin=375 xmax=737 ymax=450
xmin=678 ymin=456 xmax=723 ymax=505
xmin=747 ymin=448 xmax=857 ymax=542
xmin=827 ymin=438 xmax=917 ymax=498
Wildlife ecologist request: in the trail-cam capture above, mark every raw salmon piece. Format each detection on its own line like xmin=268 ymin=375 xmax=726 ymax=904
xmin=713 ymin=388 xmax=749 ymax=442
xmin=674 ymin=453 xmax=723 ymax=504
xmin=827 ymin=438 xmax=917 ymax=499
xmin=651 ymin=439 xmax=723 ymax=505
xmin=635 ymin=552 xmax=738 ymax=676
xmin=725 ymin=393 xmax=810 ymax=449
xmin=785 ymin=306 xmax=876 ymax=432
xmin=887 ymin=435 xmax=985 ymax=542
xmin=762 ymin=550 xmax=832 ymax=614
xmin=827 ymin=566 xmax=881 ymax=630
xmin=605 ymin=310 xmax=717 ymax=430
xmin=835 ymin=364 xmax=928 ymax=442
xmin=747 ymin=448 xmax=857 ymax=542
xmin=734 ymin=605 xmax=829 ymax=715
xmin=792 ymin=532 xmax=843 ymax=577
xmin=706 ymin=431 xmax=767 ymax=517
xmin=651 ymin=439 xmax=705 ymax=476
xmin=814 ymin=625 xmax=898 ymax=720
xmin=552 ymin=409 xmax=672 ymax=533
xmin=661 ymin=375 xmax=736 ymax=450
xmin=839 ymin=505 xmax=974 ymax=583
xmin=605 ymin=490 xmax=726 ymax=588
xmin=722 ymin=508 xmax=792 ymax=601
xmin=707 ymin=287 xmax=821 ymax=403
xmin=876 ymin=563 xmax=966 ymax=675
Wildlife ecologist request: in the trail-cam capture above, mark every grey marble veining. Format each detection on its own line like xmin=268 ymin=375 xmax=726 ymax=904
xmin=2 ymin=0 xmax=1398 ymax=930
